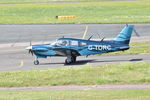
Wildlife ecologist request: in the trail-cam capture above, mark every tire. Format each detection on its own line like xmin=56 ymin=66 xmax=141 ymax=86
xmin=65 ymin=59 xmax=71 ymax=64
xmin=34 ymin=60 xmax=39 ymax=65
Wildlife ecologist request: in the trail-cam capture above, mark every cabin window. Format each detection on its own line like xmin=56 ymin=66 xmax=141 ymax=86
xmin=51 ymin=40 xmax=69 ymax=46
xmin=80 ymin=42 xmax=87 ymax=46
xmin=61 ymin=40 xmax=68 ymax=46
xmin=70 ymin=40 xmax=78 ymax=46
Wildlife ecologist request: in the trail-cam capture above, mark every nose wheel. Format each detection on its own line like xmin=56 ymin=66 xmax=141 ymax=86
xmin=34 ymin=60 xmax=39 ymax=65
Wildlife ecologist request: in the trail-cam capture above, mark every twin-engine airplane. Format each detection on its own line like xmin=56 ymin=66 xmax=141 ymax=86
xmin=26 ymin=25 xmax=138 ymax=65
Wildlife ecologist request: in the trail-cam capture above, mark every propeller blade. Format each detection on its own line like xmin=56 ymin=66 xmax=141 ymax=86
xmin=30 ymin=40 xmax=32 ymax=46
xmin=31 ymin=50 xmax=34 ymax=56
xmin=28 ymin=49 xmax=31 ymax=54
xmin=28 ymin=49 xmax=34 ymax=56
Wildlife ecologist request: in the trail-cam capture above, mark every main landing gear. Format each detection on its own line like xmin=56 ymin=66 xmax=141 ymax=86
xmin=33 ymin=56 xmax=77 ymax=65
xmin=65 ymin=55 xmax=76 ymax=65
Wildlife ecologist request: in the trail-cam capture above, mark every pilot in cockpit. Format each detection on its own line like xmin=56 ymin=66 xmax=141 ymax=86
xmin=61 ymin=40 xmax=67 ymax=46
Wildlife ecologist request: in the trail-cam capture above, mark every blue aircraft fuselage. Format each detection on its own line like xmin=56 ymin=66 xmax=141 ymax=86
xmin=26 ymin=25 xmax=134 ymax=65
xmin=32 ymin=38 xmax=129 ymax=58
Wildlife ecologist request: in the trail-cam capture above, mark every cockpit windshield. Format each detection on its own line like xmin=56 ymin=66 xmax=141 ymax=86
xmin=51 ymin=40 xmax=68 ymax=46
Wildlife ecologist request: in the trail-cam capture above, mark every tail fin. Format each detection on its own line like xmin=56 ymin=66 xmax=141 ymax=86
xmin=114 ymin=25 xmax=134 ymax=44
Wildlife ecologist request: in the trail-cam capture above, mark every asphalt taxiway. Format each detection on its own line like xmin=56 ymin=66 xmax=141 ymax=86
xmin=0 ymin=24 xmax=150 ymax=71
xmin=0 ymin=46 xmax=150 ymax=71
xmin=0 ymin=23 xmax=150 ymax=44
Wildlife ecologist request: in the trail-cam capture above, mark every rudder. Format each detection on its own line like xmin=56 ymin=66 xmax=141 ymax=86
xmin=114 ymin=25 xmax=134 ymax=44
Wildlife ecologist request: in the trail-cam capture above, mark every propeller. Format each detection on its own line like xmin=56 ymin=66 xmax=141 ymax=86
xmin=30 ymin=40 xmax=32 ymax=46
xmin=26 ymin=40 xmax=34 ymax=56
xmin=28 ymin=49 xmax=33 ymax=56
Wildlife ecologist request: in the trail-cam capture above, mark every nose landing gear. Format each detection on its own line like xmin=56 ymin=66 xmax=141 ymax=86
xmin=34 ymin=57 xmax=39 ymax=65
xmin=34 ymin=60 xmax=39 ymax=65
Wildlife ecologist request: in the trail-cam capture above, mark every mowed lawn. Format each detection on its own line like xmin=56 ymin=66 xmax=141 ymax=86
xmin=0 ymin=62 xmax=149 ymax=87
xmin=0 ymin=0 xmax=150 ymax=24
xmin=0 ymin=0 xmax=135 ymax=3
xmin=0 ymin=90 xmax=150 ymax=100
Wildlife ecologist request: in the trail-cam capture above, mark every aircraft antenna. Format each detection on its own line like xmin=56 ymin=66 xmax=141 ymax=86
xmin=88 ymin=35 xmax=93 ymax=40
xmin=133 ymin=29 xmax=140 ymax=37
xmin=101 ymin=37 xmax=105 ymax=41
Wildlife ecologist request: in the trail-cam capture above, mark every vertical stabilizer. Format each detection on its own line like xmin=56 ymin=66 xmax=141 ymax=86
xmin=114 ymin=25 xmax=134 ymax=44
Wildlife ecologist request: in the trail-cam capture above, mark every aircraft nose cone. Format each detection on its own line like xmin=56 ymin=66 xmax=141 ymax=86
xmin=26 ymin=46 xmax=32 ymax=50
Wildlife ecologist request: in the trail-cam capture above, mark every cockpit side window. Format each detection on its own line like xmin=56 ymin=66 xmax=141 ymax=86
xmin=70 ymin=40 xmax=78 ymax=46
xmin=61 ymin=40 xmax=68 ymax=46
xmin=51 ymin=40 xmax=69 ymax=46
xmin=79 ymin=42 xmax=87 ymax=46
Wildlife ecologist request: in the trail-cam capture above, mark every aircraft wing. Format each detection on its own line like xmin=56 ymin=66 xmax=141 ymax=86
xmin=53 ymin=48 xmax=80 ymax=56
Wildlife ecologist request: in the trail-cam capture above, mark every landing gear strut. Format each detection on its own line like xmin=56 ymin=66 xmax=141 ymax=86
xmin=65 ymin=55 xmax=76 ymax=65
xmin=34 ymin=57 xmax=39 ymax=65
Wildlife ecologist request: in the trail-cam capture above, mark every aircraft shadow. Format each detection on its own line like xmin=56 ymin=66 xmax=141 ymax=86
xmin=39 ymin=59 xmax=96 ymax=66
xmin=39 ymin=62 xmax=64 ymax=65
xmin=39 ymin=58 xmax=143 ymax=66
xmin=65 ymin=59 xmax=96 ymax=66
xmin=130 ymin=59 xmax=143 ymax=62
xmin=90 ymin=58 xmax=143 ymax=63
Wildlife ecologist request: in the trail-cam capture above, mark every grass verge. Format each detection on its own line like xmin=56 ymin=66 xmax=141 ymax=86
xmin=0 ymin=62 xmax=149 ymax=87
xmin=0 ymin=0 xmax=150 ymax=24
xmin=0 ymin=0 xmax=136 ymax=3
xmin=0 ymin=90 xmax=150 ymax=100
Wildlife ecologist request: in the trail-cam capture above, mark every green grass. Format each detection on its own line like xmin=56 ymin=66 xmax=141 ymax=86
xmin=0 ymin=62 xmax=149 ymax=87
xmin=105 ymin=41 xmax=150 ymax=55
xmin=0 ymin=0 xmax=134 ymax=3
xmin=0 ymin=0 xmax=150 ymax=24
xmin=0 ymin=90 xmax=150 ymax=100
